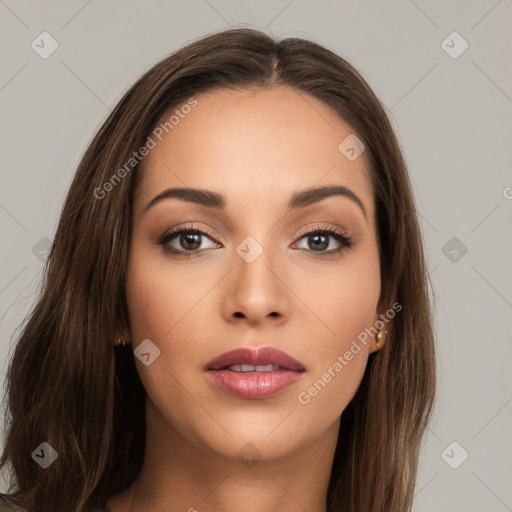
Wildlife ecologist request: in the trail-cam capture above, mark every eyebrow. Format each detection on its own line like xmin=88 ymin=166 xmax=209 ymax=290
xmin=143 ymin=185 xmax=367 ymax=220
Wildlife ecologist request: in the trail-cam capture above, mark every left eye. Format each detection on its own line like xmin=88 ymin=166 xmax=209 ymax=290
xmin=294 ymin=229 xmax=353 ymax=254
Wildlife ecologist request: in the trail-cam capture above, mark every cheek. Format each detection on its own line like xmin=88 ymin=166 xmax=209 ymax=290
xmin=126 ymin=267 xmax=170 ymax=343
xmin=126 ymin=248 xmax=209 ymax=343
xmin=297 ymin=247 xmax=381 ymax=351
xmin=293 ymin=251 xmax=380 ymax=415
xmin=125 ymin=246 xmax=219 ymax=380
xmin=125 ymin=251 xmax=206 ymax=419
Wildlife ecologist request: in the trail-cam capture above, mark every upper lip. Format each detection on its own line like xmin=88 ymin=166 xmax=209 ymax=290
xmin=206 ymin=347 xmax=305 ymax=371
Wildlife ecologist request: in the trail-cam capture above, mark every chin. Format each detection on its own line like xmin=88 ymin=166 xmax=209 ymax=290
xmin=199 ymin=427 xmax=304 ymax=464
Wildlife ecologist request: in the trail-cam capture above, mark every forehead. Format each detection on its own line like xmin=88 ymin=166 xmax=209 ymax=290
xmin=135 ymin=86 xmax=374 ymax=221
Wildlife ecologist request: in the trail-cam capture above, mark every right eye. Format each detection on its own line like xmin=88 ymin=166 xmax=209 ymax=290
xmin=158 ymin=225 xmax=221 ymax=255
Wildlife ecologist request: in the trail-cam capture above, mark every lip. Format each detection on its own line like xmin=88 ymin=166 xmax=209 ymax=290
xmin=205 ymin=347 xmax=306 ymax=400
xmin=206 ymin=347 xmax=305 ymax=371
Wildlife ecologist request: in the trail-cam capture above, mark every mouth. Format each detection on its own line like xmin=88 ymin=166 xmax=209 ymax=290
xmin=205 ymin=347 xmax=305 ymax=399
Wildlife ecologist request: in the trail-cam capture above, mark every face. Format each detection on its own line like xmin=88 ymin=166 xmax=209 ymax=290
xmin=125 ymin=86 xmax=384 ymax=461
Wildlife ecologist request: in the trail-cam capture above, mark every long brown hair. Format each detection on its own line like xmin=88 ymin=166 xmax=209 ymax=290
xmin=0 ymin=28 xmax=436 ymax=512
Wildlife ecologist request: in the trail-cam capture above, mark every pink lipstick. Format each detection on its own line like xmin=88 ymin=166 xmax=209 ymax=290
xmin=205 ymin=347 xmax=305 ymax=399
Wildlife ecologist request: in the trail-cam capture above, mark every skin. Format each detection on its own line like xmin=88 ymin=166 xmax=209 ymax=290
xmin=107 ymin=86 xmax=387 ymax=512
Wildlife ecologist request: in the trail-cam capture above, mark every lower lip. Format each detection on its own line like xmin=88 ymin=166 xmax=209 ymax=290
xmin=206 ymin=369 xmax=304 ymax=399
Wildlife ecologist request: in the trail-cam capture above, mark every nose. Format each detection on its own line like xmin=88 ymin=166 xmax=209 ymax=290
xmin=221 ymin=243 xmax=290 ymax=326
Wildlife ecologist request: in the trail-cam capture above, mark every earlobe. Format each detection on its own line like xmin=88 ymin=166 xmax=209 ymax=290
xmin=369 ymin=329 xmax=387 ymax=354
xmin=373 ymin=298 xmax=391 ymax=351
xmin=375 ymin=329 xmax=387 ymax=350
xmin=113 ymin=330 xmax=131 ymax=346
xmin=113 ymin=336 xmax=124 ymax=346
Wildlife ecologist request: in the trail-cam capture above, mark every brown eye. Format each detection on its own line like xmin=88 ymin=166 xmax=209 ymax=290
xmin=295 ymin=227 xmax=353 ymax=255
xmin=159 ymin=226 xmax=220 ymax=255
xmin=176 ymin=232 xmax=202 ymax=251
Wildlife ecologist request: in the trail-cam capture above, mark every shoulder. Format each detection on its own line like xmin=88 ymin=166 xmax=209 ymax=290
xmin=0 ymin=494 xmax=24 ymax=511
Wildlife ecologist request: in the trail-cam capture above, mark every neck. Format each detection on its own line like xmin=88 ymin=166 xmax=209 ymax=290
xmin=108 ymin=397 xmax=338 ymax=512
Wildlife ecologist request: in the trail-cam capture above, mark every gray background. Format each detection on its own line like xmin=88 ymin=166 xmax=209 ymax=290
xmin=1 ymin=1 xmax=511 ymax=510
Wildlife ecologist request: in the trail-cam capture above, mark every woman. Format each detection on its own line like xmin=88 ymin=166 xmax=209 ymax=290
xmin=0 ymin=28 xmax=436 ymax=512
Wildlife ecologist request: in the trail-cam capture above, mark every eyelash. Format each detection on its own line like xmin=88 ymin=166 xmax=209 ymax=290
xmin=158 ymin=223 xmax=354 ymax=258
